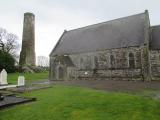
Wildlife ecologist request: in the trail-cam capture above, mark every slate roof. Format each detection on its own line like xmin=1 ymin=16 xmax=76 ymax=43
xmin=51 ymin=12 xmax=147 ymax=56
xmin=150 ymin=25 xmax=160 ymax=49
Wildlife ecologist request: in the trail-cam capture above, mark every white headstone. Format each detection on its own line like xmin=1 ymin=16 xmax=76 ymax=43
xmin=18 ymin=76 xmax=25 ymax=86
xmin=0 ymin=69 xmax=8 ymax=85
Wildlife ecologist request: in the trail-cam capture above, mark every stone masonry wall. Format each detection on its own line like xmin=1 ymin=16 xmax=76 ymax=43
xmin=19 ymin=13 xmax=36 ymax=66
xmin=68 ymin=47 xmax=143 ymax=80
xmin=50 ymin=46 xmax=145 ymax=81
xmin=150 ymin=50 xmax=160 ymax=80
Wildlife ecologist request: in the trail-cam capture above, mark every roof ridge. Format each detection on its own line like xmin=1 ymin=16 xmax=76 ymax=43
xmin=51 ymin=11 xmax=147 ymax=55
xmin=151 ymin=25 xmax=160 ymax=28
xmin=49 ymin=30 xmax=67 ymax=56
xmin=67 ymin=12 xmax=146 ymax=33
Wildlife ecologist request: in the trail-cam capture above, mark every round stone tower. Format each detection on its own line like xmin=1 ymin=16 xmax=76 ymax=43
xmin=19 ymin=12 xmax=36 ymax=66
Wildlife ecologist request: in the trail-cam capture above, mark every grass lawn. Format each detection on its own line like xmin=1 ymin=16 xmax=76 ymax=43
xmin=7 ymin=72 xmax=49 ymax=84
xmin=0 ymin=85 xmax=160 ymax=120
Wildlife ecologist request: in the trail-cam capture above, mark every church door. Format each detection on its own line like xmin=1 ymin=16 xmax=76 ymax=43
xmin=57 ymin=67 xmax=64 ymax=80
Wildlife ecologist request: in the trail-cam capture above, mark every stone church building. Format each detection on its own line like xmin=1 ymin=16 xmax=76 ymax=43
xmin=49 ymin=10 xmax=160 ymax=81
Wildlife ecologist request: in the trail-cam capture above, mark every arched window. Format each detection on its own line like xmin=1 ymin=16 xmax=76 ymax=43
xmin=129 ymin=53 xmax=135 ymax=68
xmin=110 ymin=55 xmax=115 ymax=68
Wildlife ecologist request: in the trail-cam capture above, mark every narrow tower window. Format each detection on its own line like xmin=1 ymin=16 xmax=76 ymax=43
xmin=129 ymin=53 xmax=135 ymax=68
xmin=94 ymin=56 xmax=98 ymax=68
xmin=110 ymin=55 xmax=115 ymax=68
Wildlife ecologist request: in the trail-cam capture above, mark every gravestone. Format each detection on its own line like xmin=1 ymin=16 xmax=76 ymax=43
xmin=0 ymin=93 xmax=4 ymax=101
xmin=18 ymin=76 xmax=25 ymax=86
xmin=0 ymin=69 xmax=8 ymax=85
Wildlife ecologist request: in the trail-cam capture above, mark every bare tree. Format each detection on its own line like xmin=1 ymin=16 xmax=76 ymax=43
xmin=37 ymin=56 xmax=49 ymax=67
xmin=0 ymin=28 xmax=7 ymax=51
xmin=0 ymin=27 xmax=19 ymax=57
xmin=4 ymin=33 xmax=19 ymax=55
xmin=0 ymin=28 xmax=7 ymax=40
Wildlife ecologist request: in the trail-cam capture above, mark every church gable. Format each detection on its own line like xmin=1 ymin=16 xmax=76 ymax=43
xmin=51 ymin=12 xmax=148 ymax=56
xmin=49 ymin=10 xmax=158 ymax=81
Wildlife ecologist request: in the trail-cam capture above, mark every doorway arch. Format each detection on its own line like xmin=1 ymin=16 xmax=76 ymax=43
xmin=57 ymin=67 xmax=64 ymax=80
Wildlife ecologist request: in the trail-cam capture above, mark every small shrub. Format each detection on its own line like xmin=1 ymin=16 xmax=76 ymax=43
xmin=31 ymin=66 xmax=49 ymax=73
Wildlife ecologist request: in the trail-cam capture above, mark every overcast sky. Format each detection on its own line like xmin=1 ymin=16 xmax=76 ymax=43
xmin=0 ymin=0 xmax=160 ymax=57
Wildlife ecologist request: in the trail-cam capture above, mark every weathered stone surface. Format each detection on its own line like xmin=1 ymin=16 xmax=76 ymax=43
xmin=18 ymin=76 xmax=25 ymax=86
xmin=19 ymin=12 xmax=36 ymax=66
xmin=21 ymin=66 xmax=34 ymax=73
xmin=150 ymin=50 xmax=160 ymax=80
xmin=49 ymin=10 xmax=159 ymax=81
xmin=50 ymin=47 xmax=144 ymax=81
xmin=0 ymin=69 xmax=8 ymax=85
